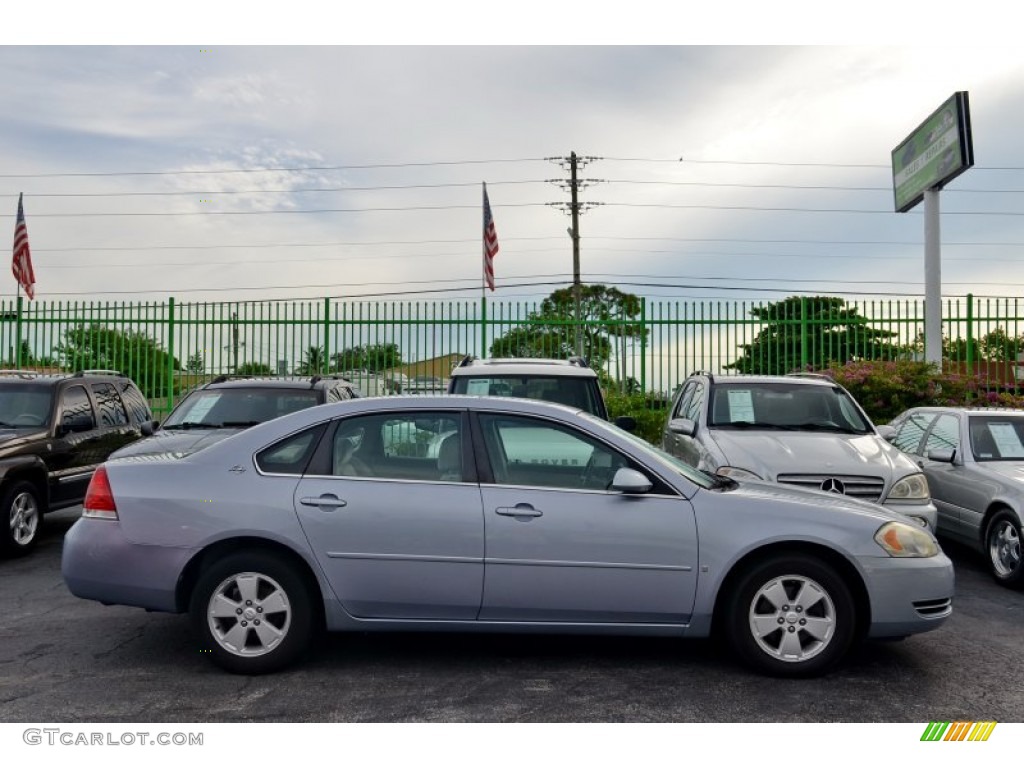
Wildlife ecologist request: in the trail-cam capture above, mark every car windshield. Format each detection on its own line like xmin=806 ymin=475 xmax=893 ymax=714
xmin=707 ymin=382 xmax=871 ymax=434
xmin=968 ymin=415 xmax=1024 ymax=461
xmin=162 ymin=387 xmax=320 ymax=429
xmin=579 ymin=412 xmax=718 ymax=490
xmin=0 ymin=385 xmax=53 ymax=427
xmin=452 ymin=375 xmax=603 ymax=416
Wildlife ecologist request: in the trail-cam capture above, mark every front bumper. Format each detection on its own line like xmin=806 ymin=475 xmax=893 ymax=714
xmin=62 ymin=517 xmax=194 ymax=613
xmin=883 ymin=499 xmax=938 ymax=532
xmin=860 ymin=551 xmax=955 ymax=638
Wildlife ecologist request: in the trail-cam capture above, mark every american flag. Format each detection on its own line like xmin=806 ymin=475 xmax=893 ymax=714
xmin=12 ymin=193 xmax=35 ymax=300
xmin=483 ymin=182 xmax=499 ymax=291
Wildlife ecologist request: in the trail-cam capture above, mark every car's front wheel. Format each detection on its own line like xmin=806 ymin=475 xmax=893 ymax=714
xmin=725 ymin=554 xmax=856 ymax=677
xmin=190 ymin=551 xmax=316 ymax=674
xmin=0 ymin=481 xmax=44 ymax=557
xmin=985 ymin=510 xmax=1023 ymax=588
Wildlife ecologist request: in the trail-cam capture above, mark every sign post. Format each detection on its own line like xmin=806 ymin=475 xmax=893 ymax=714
xmin=891 ymin=92 xmax=974 ymax=365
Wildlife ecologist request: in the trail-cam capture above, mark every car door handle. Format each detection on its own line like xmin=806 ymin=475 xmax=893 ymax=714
xmin=496 ymin=504 xmax=542 ymax=518
xmin=300 ymin=495 xmax=348 ymax=509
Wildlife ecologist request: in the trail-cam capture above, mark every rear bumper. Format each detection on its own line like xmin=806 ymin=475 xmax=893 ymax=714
xmin=860 ymin=552 xmax=955 ymax=638
xmin=62 ymin=518 xmax=193 ymax=613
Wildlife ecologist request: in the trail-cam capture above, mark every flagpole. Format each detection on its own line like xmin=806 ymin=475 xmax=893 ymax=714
xmin=480 ymin=182 xmax=488 ymax=358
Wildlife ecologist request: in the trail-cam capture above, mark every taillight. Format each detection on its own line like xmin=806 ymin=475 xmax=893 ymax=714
xmin=83 ymin=466 xmax=118 ymax=520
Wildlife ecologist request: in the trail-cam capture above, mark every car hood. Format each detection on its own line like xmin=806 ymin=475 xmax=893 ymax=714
xmin=0 ymin=428 xmax=48 ymax=452
xmin=709 ymin=429 xmax=919 ymax=481
xmin=975 ymin=461 xmax=1024 ymax=483
xmin=109 ymin=428 xmax=243 ymax=459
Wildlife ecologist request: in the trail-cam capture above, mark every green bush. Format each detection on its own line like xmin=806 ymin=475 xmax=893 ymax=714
xmin=823 ymin=360 xmax=1024 ymax=423
xmin=604 ymin=390 xmax=669 ymax=445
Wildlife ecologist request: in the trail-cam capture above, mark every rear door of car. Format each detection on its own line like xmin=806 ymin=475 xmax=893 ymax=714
xmin=474 ymin=411 xmax=698 ymax=624
xmin=293 ymin=408 xmax=485 ymax=620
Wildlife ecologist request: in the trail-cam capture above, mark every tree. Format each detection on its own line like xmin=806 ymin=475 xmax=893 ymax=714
xmin=331 ymin=343 xmax=402 ymax=373
xmin=295 ymin=345 xmax=325 ymax=375
xmin=726 ymin=296 xmax=898 ymax=375
xmin=186 ymin=351 xmax=205 ymax=374
xmin=489 ymin=285 xmax=647 ymax=377
xmin=54 ymin=324 xmax=181 ymax=397
xmin=235 ymin=361 xmax=273 ymax=376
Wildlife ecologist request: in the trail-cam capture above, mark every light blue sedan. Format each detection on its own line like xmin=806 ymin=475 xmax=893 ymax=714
xmin=63 ymin=396 xmax=954 ymax=677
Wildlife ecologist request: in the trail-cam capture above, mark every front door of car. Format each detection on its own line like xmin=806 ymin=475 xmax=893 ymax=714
xmin=919 ymin=413 xmax=972 ymax=536
xmin=293 ymin=410 xmax=485 ymax=620
xmin=475 ymin=412 xmax=699 ymax=624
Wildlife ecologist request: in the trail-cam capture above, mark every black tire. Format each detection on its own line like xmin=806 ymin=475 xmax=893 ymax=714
xmin=0 ymin=480 xmax=44 ymax=558
xmin=985 ymin=510 xmax=1024 ymax=589
xmin=725 ymin=554 xmax=856 ymax=678
xmin=189 ymin=551 xmax=316 ymax=674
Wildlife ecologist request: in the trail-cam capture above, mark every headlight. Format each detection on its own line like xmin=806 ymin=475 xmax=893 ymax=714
xmin=716 ymin=466 xmax=762 ymax=481
xmin=874 ymin=521 xmax=939 ymax=558
xmin=887 ymin=473 xmax=930 ymax=502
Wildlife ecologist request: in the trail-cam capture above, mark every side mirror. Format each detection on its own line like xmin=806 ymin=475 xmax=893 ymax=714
xmin=614 ymin=415 xmax=637 ymax=432
xmin=926 ymin=447 xmax=956 ymax=464
xmin=610 ymin=467 xmax=653 ymax=494
xmin=668 ymin=417 xmax=697 ymax=437
xmin=140 ymin=420 xmax=159 ymax=437
xmin=877 ymin=425 xmax=897 ymax=442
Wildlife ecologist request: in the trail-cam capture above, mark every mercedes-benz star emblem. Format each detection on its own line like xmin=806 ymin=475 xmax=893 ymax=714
xmin=820 ymin=477 xmax=846 ymax=495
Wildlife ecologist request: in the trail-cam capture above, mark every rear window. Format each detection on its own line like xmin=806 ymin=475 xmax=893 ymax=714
xmin=164 ymin=388 xmax=320 ymax=428
xmin=119 ymin=382 xmax=153 ymax=424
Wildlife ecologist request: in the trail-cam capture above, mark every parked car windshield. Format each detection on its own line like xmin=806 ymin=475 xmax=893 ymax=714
xmin=452 ymin=375 xmax=602 ymax=416
xmin=708 ymin=382 xmax=871 ymax=434
xmin=968 ymin=414 xmax=1024 ymax=461
xmin=163 ymin=388 xmax=320 ymax=429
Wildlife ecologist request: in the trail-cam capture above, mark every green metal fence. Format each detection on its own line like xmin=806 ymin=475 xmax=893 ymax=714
xmin=3 ymin=294 xmax=1022 ymax=417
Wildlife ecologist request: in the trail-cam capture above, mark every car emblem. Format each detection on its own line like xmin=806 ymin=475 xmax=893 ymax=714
xmin=820 ymin=477 xmax=846 ymax=495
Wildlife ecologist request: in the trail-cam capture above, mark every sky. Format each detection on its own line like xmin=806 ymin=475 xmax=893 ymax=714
xmin=3 ymin=9 xmax=1024 ymax=313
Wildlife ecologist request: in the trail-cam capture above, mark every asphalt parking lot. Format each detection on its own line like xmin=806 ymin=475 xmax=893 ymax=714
xmin=1 ymin=508 xmax=1022 ymax=723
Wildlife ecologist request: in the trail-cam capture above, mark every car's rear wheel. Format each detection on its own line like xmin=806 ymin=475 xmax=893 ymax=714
xmin=190 ymin=551 xmax=315 ymax=674
xmin=725 ymin=554 xmax=856 ymax=677
xmin=985 ymin=510 xmax=1023 ymax=588
xmin=0 ymin=481 xmax=43 ymax=557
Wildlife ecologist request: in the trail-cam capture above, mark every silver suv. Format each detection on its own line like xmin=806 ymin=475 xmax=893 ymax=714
xmin=661 ymin=372 xmax=937 ymax=530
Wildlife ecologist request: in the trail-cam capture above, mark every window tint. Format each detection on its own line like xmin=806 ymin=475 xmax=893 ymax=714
xmin=164 ymin=388 xmax=320 ymax=427
xmin=119 ymin=382 xmax=152 ymax=423
xmin=923 ymin=414 xmax=960 ymax=455
xmin=892 ymin=413 xmax=934 ymax=455
xmin=92 ymin=383 xmax=128 ymax=426
xmin=479 ymin=413 xmax=629 ymax=491
xmin=684 ymin=382 xmax=704 ymax=421
xmin=708 ymin=383 xmax=870 ymax=432
xmin=255 ymin=425 xmax=326 ymax=475
xmin=330 ymin=411 xmax=464 ymax=482
xmin=0 ymin=385 xmax=52 ymax=426
xmin=60 ymin=385 xmax=95 ymax=431
xmin=673 ymin=382 xmax=696 ymax=419
xmin=451 ymin=375 xmax=602 ymax=416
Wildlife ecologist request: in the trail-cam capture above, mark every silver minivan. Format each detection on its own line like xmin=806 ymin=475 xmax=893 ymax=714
xmin=662 ymin=372 xmax=937 ymax=530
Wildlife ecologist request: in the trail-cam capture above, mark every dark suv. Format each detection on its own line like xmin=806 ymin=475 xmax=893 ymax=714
xmin=109 ymin=375 xmax=359 ymax=461
xmin=0 ymin=369 xmax=155 ymax=556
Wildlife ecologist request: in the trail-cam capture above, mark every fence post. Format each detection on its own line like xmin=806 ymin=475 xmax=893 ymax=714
xmin=14 ymin=295 xmax=23 ymax=367
xmin=640 ymin=297 xmax=647 ymax=393
xmin=323 ymin=296 xmax=331 ymax=374
xmin=800 ymin=296 xmax=809 ymax=370
xmin=480 ymin=295 xmax=488 ymax=358
xmin=965 ymin=293 xmax=974 ymax=374
xmin=166 ymin=297 xmax=176 ymax=411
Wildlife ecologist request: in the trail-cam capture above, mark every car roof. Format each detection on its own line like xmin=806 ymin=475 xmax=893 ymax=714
xmin=449 ymin=357 xmax=598 ymax=378
xmin=0 ymin=370 xmax=137 ymax=386
xmin=695 ymin=373 xmax=837 ymax=387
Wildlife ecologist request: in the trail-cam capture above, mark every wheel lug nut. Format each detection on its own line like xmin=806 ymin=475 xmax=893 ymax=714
xmin=246 ymin=600 xmax=253 ymax=606
xmin=782 ymin=605 xmax=789 ymax=611
xmin=795 ymin=606 xmax=803 ymax=613
xmin=799 ymin=619 xmax=807 ymax=626
xmin=787 ymin=626 xmax=796 ymax=633
xmin=777 ymin=617 xmax=785 ymax=624
xmin=255 ymin=620 xmax=261 ymax=626
xmin=236 ymin=608 xmax=243 ymax=615
xmin=256 ymin=607 xmax=263 ymax=613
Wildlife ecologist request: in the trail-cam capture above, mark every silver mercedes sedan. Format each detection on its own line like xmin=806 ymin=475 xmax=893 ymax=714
xmin=62 ymin=396 xmax=954 ymax=678
xmin=888 ymin=406 xmax=1024 ymax=588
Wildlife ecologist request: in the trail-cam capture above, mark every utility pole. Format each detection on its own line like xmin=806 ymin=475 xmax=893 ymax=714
xmin=547 ymin=153 xmax=603 ymax=359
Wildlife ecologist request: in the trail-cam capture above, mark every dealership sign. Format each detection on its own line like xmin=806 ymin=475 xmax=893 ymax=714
xmin=892 ymin=92 xmax=974 ymax=212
